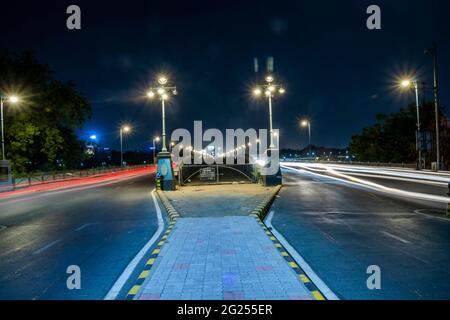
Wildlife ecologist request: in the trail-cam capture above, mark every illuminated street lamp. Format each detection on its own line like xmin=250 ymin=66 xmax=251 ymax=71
xmin=147 ymin=76 xmax=178 ymax=152
xmin=401 ymin=78 xmax=422 ymax=169
xmin=253 ymin=75 xmax=285 ymax=148
xmin=301 ymin=119 xmax=312 ymax=157
xmin=147 ymin=76 xmax=178 ymax=190
xmin=152 ymin=136 xmax=160 ymax=164
xmin=0 ymin=94 xmax=19 ymax=160
xmin=120 ymin=125 xmax=131 ymax=167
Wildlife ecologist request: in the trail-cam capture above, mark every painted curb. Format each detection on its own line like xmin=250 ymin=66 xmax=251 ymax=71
xmin=249 ymin=185 xmax=282 ymax=221
xmin=249 ymin=212 xmax=327 ymax=301
xmin=156 ymin=190 xmax=180 ymax=222
xmin=248 ymin=185 xmax=327 ymax=300
xmin=125 ymin=221 xmax=176 ymax=300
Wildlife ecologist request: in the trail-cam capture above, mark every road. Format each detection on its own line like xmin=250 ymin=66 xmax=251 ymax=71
xmin=0 ymin=171 xmax=157 ymax=300
xmin=272 ymin=163 xmax=450 ymax=299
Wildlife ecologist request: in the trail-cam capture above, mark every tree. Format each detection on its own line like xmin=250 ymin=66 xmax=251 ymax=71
xmin=349 ymin=101 xmax=449 ymax=169
xmin=0 ymin=50 xmax=91 ymax=173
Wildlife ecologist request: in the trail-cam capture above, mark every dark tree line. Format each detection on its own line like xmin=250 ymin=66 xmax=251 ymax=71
xmin=0 ymin=50 xmax=91 ymax=173
xmin=349 ymin=102 xmax=450 ymax=169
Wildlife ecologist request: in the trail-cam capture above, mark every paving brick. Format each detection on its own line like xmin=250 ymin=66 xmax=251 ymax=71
xmin=135 ymin=216 xmax=313 ymax=300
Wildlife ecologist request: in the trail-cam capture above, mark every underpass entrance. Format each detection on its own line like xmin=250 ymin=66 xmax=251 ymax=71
xmin=178 ymin=164 xmax=257 ymax=185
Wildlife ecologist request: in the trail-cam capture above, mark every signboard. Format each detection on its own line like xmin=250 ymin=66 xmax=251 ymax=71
xmin=416 ymin=131 xmax=432 ymax=152
xmin=199 ymin=167 xmax=216 ymax=181
xmin=0 ymin=160 xmax=13 ymax=191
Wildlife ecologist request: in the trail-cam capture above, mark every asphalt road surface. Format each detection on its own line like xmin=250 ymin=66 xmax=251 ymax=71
xmin=0 ymin=172 xmax=157 ymax=300
xmin=272 ymin=164 xmax=450 ymax=299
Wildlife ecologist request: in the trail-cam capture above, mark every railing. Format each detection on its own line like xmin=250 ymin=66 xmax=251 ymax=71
xmin=178 ymin=164 xmax=257 ymax=185
xmin=10 ymin=164 xmax=153 ymax=190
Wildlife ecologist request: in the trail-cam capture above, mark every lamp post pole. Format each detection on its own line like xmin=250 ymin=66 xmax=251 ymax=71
xmin=153 ymin=138 xmax=156 ymax=164
xmin=412 ymin=81 xmax=422 ymax=169
xmin=161 ymin=99 xmax=167 ymax=152
xmin=152 ymin=137 xmax=160 ymax=164
xmin=0 ymin=95 xmax=19 ymax=161
xmin=432 ymin=45 xmax=440 ymax=171
xmin=426 ymin=43 xmax=441 ymax=171
xmin=120 ymin=128 xmax=124 ymax=167
xmin=1 ymin=98 xmax=5 ymax=160
xmin=268 ymin=94 xmax=274 ymax=148
xmin=307 ymin=121 xmax=311 ymax=157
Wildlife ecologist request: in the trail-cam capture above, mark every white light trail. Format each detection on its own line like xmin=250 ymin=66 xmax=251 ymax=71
xmin=282 ymin=163 xmax=450 ymax=204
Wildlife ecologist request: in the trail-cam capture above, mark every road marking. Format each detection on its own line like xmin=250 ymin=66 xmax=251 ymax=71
xmin=33 ymin=239 xmax=62 ymax=255
xmin=265 ymin=210 xmax=339 ymax=300
xmin=75 ymin=223 xmax=99 ymax=232
xmin=380 ymin=231 xmax=411 ymax=244
xmin=104 ymin=189 xmax=165 ymax=300
xmin=414 ymin=209 xmax=450 ymax=223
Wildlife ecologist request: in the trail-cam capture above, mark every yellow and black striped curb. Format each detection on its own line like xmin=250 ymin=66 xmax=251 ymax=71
xmin=156 ymin=190 xmax=180 ymax=222
xmin=249 ymin=185 xmax=282 ymax=221
xmin=249 ymin=214 xmax=327 ymax=300
xmin=126 ymin=221 xmax=176 ymax=300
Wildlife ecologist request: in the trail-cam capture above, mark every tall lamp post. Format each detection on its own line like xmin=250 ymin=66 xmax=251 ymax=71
xmin=147 ymin=76 xmax=178 ymax=152
xmin=147 ymin=76 xmax=178 ymax=190
xmin=120 ymin=125 xmax=131 ymax=167
xmin=401 ymin=79 xmax=422 ymax=169
xmin=253 ymin=75 xmax=285 ymax=186
xmin=0 ymin=94 xmax=19 ymax=160
xmin=152 ymin=136 xmax=160 ymax=164
xmin=253 ymin=76 xmax=285 ymax=148
xmin=300 ymin=119 xmax=312 ymax=158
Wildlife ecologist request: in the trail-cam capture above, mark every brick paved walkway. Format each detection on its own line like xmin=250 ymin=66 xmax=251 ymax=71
xmin=135 ymin=216 xmax=313 ymax=300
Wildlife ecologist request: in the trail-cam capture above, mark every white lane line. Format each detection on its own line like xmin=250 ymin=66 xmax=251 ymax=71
xmin=414 ymin=209 xmax=450 ymax=223
xmin=104 ymin=189 xmax=165 ymax=300
xmin=33 ymin=239 xmax=62 ymax=255
xmin=75 ymin=223 xmax=99 ymax=232
xmin=265 ymin=210 xmax=340 ymax=300
xmin=380 ymin=231 xmax=411 ymax=244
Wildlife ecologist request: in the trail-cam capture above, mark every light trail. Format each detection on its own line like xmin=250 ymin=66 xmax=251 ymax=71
xmin=283 ymin=162 xmax=450 ymax=185
xmin=282 ymin=164 xmax=450 ymax=204
xmin=0 ymin=167 xmax=155 ymax=200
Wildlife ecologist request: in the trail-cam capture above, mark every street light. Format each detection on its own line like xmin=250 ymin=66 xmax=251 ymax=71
xmin=152 ymin=136 xmax=160 ymax=164
xmin=147 ymin=76 xmax=178 ymax=152
xmin=300 ymin=119 xmax=312 ymax=157
xmin=0 ymin=94 xmax=19 ymax=160
xmin=400 ymin=78 xmax=422 ymax=169
xmin=253 ymin=75 xmax=285 ymax=148
xmin=120 ymin=125 xmax=131 ymax=167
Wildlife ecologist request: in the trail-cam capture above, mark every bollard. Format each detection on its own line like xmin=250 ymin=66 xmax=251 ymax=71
xmin=156 ymin=177 xmax=161 ymax=191
xmin=447 ymin=182 xmax=450 ymax=216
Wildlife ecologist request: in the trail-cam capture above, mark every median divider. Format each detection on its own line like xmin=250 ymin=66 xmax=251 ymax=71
xmin=156 ymin=190 xmax=180 ymax=222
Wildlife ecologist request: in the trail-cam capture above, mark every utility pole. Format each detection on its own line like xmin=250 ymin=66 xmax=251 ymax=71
xmin=426 ymin=42 xmax=441 ymax=171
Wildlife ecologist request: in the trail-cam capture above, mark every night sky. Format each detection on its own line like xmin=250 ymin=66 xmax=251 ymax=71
xmin=1 ymin=0 xmax=449 ymax=151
